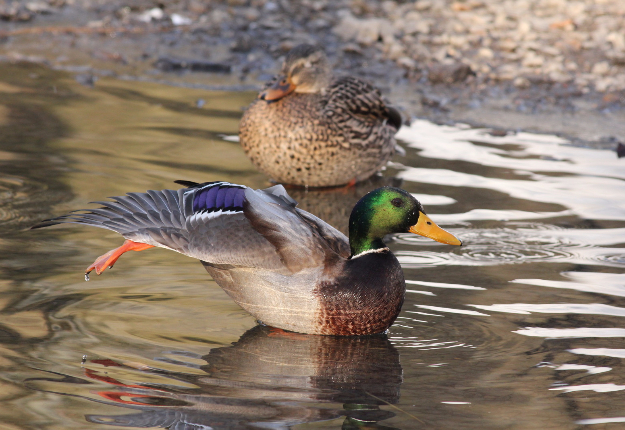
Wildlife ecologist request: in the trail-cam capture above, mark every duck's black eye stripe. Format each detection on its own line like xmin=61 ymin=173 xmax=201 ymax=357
xmin=391 ymin=198 xmax=404 ymax=208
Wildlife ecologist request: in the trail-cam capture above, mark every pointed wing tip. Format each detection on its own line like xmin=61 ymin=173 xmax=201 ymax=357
xmin=174 ymin=180 xmax=199 ymax=188
xmin=30 ymin=220 xmax=61 ymax=230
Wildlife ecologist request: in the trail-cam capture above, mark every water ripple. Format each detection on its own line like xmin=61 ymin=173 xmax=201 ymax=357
xmin=555 ymin=364 xmax=611 ymax=375
xmin=471 ymin=303 xmax=625 ymax=317
xmin=513 ymin=327 xmax=625 ymax=338
xmin=512 ymin=272 xmax=625 ymax=297
xmin=0 ymin=173 xmax=66 ymax=231
xmin=569 ymin=348 xmax=625 ymax=359
xmin=389 ymin=335 xmax=472 ymax=351
xmin=397 ymin=226 xmax=625 ymax=268
xmin=577 ymin=417 xmax=625 ymax=425
xmin=551 ymin=384 xmax=625 ymax=393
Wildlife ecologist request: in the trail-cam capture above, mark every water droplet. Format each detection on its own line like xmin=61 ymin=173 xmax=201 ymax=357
xmin=85 ymin=273 xmax=90 ymax=282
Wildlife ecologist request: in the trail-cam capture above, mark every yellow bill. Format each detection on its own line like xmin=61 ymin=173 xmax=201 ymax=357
xmin=259 ymin=76 xmax=297 ymax=101
xmin=408 ymin=212 xmax=462 ymax=246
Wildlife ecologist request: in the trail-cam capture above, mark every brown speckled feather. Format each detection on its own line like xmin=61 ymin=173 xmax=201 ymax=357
xmin=239 ymin=46 xmax=401 ymax=187
xmin=323 ymin=76 xmax=400 ymax=145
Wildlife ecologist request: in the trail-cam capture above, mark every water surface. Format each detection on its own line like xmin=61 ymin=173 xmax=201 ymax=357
xmin=1 ymin=62 xmax=624 ymax=429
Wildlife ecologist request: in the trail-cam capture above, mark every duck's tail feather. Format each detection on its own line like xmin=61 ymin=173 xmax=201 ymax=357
xmin=386 ymin=105 xmax=403 ymax=131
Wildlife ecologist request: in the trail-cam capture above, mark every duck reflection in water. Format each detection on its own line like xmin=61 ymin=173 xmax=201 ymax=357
xmin=28 ymin=326 xmax=404 ymax=429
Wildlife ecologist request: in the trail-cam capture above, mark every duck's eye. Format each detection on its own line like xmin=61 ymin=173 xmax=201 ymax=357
xmin=281 ymin=79 xmax=287 ymax=85
xmin=391 ymin=198 xmax=404 ymax=208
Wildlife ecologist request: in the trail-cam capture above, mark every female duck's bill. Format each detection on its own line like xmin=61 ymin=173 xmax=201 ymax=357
xmin=259 ymin=77 xmax=296 ymax=101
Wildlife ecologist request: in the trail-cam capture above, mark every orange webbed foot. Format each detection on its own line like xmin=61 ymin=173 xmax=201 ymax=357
xmin=85 ymin=239 xmax=154 ymax=281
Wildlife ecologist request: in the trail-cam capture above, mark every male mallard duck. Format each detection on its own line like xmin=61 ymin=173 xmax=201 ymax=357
xmin=32 ymin=181 xmax=461 ymax=335
xmin=239 ymin=44 xmax=403 ymax=188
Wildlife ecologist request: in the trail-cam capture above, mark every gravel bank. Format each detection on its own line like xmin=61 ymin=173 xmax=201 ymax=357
xmin=1 ymin=0 xmax=623 ymax=146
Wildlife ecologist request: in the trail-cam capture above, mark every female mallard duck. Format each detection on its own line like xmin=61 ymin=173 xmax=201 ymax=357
xmin=33 ymin=181 xmax=461 ymax=335
xmin=239 ymin=44 xmax=403 ymax=188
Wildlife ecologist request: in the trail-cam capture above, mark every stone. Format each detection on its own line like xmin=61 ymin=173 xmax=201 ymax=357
xmin=478 ymin=48 xmax=494 ymax=59
xmin=522 ymin=51 xmax=544 ymax=67
xmin=385 ymin=42 xmax=405 ymax=60
xmin=308 ymin=18 xmax=330 ymax=30
xmin=548 ymin=71 xmax=571 ymax=83
xmin=210 ymin=9 xmax=230 ymax=24
xmin=595 ymin=77 xmax=615 ymax=92
xmin=428 ymin=62 xmax=475 ymax=84
xmin=414 ymin=0 xmax=433 ymax=11
xmin=496 ymin=64 xmax=517 ymax=80
xmin=232 ymin=34 xmax=253 ymax=52
xmin=396 ymin=56 xmax=416 ymax=69
xmin=136 ymin=7 xmax=164 ymax=23
xmin=263 ymin=1 xmax=279 ymax=12
xmin=242 ymin=8 xmax=261 ymax=21
xmin=342 ymin=43 xmax=363 ymax=54
xmin=25 ymin=2 xmax=53 ymax=14
xmin=171 ymin=14 xmax=192 ymax=26
xmin=513 ymin=76 xmax=531 ymax=88
xmin=607 ymin=32 xmax=625 ymax=51
xmin=334 ymin=12 xmax=396 ymax=47
xmin=448 ymin=35 xmax=468 ymax=48
xmin=497 ymin=39 xmax=518 ymax=52
xmin=517 ymin=21 xmax=532 ymax=35
xmin=0 ymin=3 xmax=34 ymax=21
xmin=591 ymin=61 xmax=611 ymax=76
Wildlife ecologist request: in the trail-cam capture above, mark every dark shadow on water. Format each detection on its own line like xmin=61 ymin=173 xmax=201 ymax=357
xmin=97 ymin=86 xmax=243 ymax=119
xmin=27 ymin=326 xmax=405 ymax=429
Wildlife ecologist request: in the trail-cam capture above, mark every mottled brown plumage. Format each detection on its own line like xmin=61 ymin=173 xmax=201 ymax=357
xmin=239 ymin=44 xmax=402 ymax=187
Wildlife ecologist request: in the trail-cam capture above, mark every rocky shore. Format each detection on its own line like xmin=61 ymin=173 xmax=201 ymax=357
xmin=1 ymin=0 xmax=623 ymax=146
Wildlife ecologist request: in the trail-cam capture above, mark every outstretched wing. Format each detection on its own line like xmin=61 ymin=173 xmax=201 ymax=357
xmin=33 ymin=181 xmax=348 ymax=273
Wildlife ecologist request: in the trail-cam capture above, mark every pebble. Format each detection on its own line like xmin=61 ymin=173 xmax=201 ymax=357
xmin=137 ymin=7 xmax=164 ymax=23
xmin=171 ymin=14 xmax=191 ymax=26
xmin=513 ymin=77 xmax=531 ymax=89
xmin=334 ymin=13 xmax=395 ymax=47
xmin=478 ymin=48 xmax=494 ymax=59
xmin=428 ymin=63 xmax=475 ymax=84
xmin=591 ymin=61 xmax=611 ymax=76
xmin=0 ymin=3 xmax=34 ymax=21
xmin=396 ymin=56 xmax=416 ymax=69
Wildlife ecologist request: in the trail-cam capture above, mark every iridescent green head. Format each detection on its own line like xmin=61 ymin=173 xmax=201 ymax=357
xmin=348 ymin=187 xmax=462 ymax=257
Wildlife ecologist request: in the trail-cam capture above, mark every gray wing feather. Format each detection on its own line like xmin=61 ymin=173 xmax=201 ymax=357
xmin=295 ymin=209 xmax=350 ymax=258
xmin=242 ymin=188 xmax=346 ymax=273
xmin=32 ymin=183 xmax=347 ymax=273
